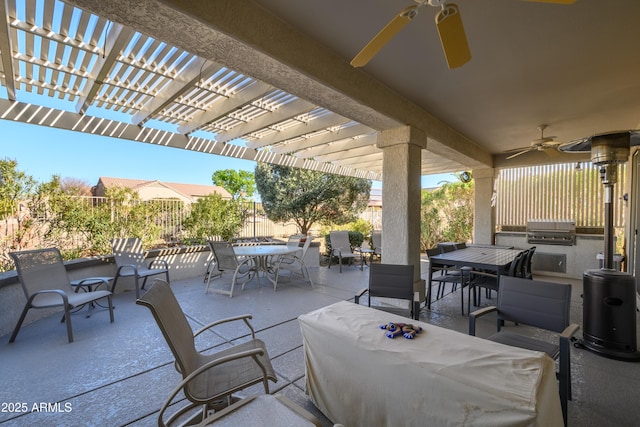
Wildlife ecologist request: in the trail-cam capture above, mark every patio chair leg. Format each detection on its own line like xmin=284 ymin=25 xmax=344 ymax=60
xmin=63 ymin=305 xmax=74 ymax=343
xmin=303 ymin=263 xmax=313 ymax=286
xmin=110 ymin=276 xmax=120 ymax=295
xmin=9 ymin=305 xmax=30 ymax=343
xmin=108 ymin=295 xmax=115 ymax=323
xmin=134 ymin=276 xmax=141 ymax=299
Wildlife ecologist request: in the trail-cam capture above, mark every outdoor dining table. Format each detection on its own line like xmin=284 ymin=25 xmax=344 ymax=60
xmin=233 ymin=244 xmax=300 ymax=288
xmin=426 ymin=246 xmax=524 ymax=309
xmin=298 ymin=301 xmax=563 ymax=427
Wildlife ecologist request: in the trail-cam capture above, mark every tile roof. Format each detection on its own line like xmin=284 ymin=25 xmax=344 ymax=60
xmin=97 ymin=177 xmax=232 ymax=200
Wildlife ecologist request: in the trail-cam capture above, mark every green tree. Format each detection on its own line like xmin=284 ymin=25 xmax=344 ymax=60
xmin=420 ymin=173 xmax=474 ymax=250
xmin=255 ymin=163 xmax=371 ymax=235
xmin=211 ymin=169 xmax=256 ymax=200
xmin=0 ymin=159 xmax=37 ymax=253
xmin=182 ymin=193 xmax=248 ymax=242
xmin=33 ymin=182 xmax=164 ymax=257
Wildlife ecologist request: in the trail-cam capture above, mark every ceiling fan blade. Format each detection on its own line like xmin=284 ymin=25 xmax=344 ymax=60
xmin=545 ymin=147 xmax=561 ymax=157
xmin=351 ymin=5 xmax=418 ymax=67
xmin=523 ymin=0 xmax=576 ymax=4
xmin=435 ymin=4 xmax=471 ymax=69
xmin=506 ymin=148 xmax=532 ymax=160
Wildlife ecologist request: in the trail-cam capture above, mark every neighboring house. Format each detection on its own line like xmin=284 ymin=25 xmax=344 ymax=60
xmin=368 ymin=188 xmax=382 ymax=208
xmin=92 ymin=177 xmax=232 ymax=203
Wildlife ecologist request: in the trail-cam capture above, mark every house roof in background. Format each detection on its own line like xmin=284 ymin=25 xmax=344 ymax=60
xmin=97 ymin=176 xmax=232 ymax=200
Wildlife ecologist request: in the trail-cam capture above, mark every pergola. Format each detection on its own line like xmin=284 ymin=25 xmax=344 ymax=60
xmin=2 ymin=0 xmax=639 ymax=293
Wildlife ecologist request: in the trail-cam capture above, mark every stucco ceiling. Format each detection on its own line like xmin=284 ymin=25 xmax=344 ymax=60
xmin=4 ymin=0 xmax=639 ymax=179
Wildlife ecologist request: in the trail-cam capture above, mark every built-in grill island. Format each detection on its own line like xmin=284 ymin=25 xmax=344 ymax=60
xmin=526 ymin=219 xmax=576 ymax=246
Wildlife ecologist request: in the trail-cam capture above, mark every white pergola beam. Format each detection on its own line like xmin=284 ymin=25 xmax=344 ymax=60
xmin=296 ymin=133 xmax=378 ymax=159
xmin=132 ymin=60 xmax=225 ymax=126
xmin=272 ymin=123 xmax=374 ymax=154
xmin=0 ymin=0 xmax=16 ymax=100
xmin=214 ymin=97 xmax=314 ymax=143
xmin=177 ymin=79 xmax=271 ymax=134
xmin=246 ymin=112 xmax=348 ymax=149
xmin=75 ymin=23 xmax=135 ymax=114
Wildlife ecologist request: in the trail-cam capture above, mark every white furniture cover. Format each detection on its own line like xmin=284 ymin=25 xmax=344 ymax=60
xmin=298 ymin=301 xmax=563 ymax=427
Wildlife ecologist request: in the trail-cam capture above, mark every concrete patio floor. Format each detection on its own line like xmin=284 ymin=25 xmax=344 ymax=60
xmin=1 ymin=262 xmax=640 ymax=426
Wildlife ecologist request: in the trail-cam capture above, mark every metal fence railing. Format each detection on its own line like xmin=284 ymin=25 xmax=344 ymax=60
xmin=0 ymin=198 xmax=302 ymax=250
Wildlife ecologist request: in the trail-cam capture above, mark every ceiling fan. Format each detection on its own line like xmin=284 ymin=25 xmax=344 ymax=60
xmin=350 ymin=0 xmax=576 ymax=69
xmin=505 ymin=125 xmax=562 ymax=159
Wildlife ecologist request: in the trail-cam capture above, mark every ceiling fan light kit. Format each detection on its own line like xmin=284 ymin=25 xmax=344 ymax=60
xmin=350 ymin=0 xmax=576 ymax=69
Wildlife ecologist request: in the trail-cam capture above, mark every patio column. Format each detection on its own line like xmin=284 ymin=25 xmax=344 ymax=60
xmin=378 ymin=126 xmax=426 ymax=299
xmin=472 ymin=168 xmax=496 ymax=245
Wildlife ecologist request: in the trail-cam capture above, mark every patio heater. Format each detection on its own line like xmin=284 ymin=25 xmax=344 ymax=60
xmin=561 ymin=131 xmax=640 ymax=361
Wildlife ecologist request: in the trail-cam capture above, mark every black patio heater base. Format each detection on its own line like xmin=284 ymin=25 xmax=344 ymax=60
xmin=578 ymin=268 xmax=640 ymax=362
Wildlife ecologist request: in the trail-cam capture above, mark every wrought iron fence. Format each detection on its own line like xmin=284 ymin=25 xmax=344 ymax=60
xmin=0 ymin=198 xmax=300 ymax=252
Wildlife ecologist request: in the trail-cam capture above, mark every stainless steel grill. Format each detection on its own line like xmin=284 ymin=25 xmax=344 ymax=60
xmin=526 ymin=219 xmax=576 ymax=246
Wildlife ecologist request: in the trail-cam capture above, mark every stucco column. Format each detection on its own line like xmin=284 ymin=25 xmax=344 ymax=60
xmin=377 ymin=126 xmax=427 ymax=299
xmin=472 ymin=168 xmax=496 ymax=245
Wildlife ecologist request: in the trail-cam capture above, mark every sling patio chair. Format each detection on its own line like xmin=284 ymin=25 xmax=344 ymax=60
xmin=110 ymin=238 xmax=170 ymax=299
xmin=469 ymin=275 xmax=579 ymax=426
xmin=468 ymin=249 xmax=529 ymax=309
xmin=355 ymin=263 xmax=420 ymax=320
xmin=9 ymin=248 xmax=114 ymax=343
xmin=426 ymin=246 xmax=473 ymax=315
xmin=136 ymin=280 xmax=276 ymax=427
xmin=328 ymin=230 xmax=365 ymax=272
xmin=205 ymin=241 xmax=256 ymax=297
xmin=273 ymin=235 xmax=314 ymax=288
xmin=371 ymin=230 xmax=382 ymax=260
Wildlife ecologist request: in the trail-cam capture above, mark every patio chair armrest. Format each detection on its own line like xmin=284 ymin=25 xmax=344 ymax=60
xmin=413 ymin=291 xmax=421 ymax=303
xmin=149 ymin=258 xmax=169 ymax=269
xmin=116 ymin=264 xmax=139 ymax=276
xmin=560 ymin=322 xmax=580 ymax=341
xmin=158 ymin=347 xmax=268 ymax=427
xmin=29 ymin=289 xmax=70 ymax=306
xmin=194 ymin=314 xmax=256 ymax=339
xmin=354 ymin=288 xmax=368 ymax=304
xmin=469 ymin=270 xmax=496 ymax=279
xmin=468 ymin=306 xmax=497 ymax=336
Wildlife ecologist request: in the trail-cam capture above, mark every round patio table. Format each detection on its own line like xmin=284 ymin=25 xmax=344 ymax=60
xmin=233 ymin=245 xmax=300 ymax=289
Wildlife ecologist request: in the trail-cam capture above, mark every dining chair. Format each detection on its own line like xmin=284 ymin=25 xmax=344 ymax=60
xmin=137 ymin=280 xmax=277 ymax=427
xmin=468 ymin=250 xmax=526 ymax=309
xmin=328 ymin=231 xmax=358 ymax=273
xmin=427 ymin=246 xmax=472 ymax=314
xmin=205 ymin=241 xmax=256 ymax=297
xmin=355 ymin=263 xmax=420 ymax=320
xmin=274 ymin=235 xmax=314 ymax=288
xmin=9 ymin=248 xmax=114 ymax=343
xmin=371 ymin=230 xmax=382 ymax=260
xmin=523 ymin=246 xmax=536 ymax=279
xmin=469 ymin=275 xmax=579 ymax=426
xmin=110 ymin=238 xmax=170 ymax=299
